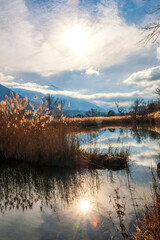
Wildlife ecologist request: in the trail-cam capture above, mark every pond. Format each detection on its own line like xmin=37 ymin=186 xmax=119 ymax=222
xmin=0 ymin=126 xmax=159 ymax=240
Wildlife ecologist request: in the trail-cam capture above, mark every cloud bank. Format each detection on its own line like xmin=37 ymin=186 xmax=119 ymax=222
xmin=0 ymin=71 xmax=156 ymax=108
xmin=124 ymin=66 xmax=160 ymax=86
xmin=0 ymin=0 xmax=143 ymax=76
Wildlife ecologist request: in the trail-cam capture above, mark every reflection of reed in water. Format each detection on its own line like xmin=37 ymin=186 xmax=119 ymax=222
xmin=157 ymin=162 xmax=160 ymax=179
xmin=130 ymin=126 xmax=160 ymax=143
xmin=107 ymin=167 xmax=160 ymax=240
xmin=0 ymin=162 xmax=100 ymax=214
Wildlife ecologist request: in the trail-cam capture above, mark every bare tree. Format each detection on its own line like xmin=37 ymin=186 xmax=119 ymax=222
xmin=115 ymin=101 xmax=127 ymax=116
xmin=129 ymin=98 xmax=145 ymax=122
xmin=44 ymin=94 xmax=58 ymax=115
xmin=107 ymin=110 xmax=116 ymax=117
xmin=44 ymin=94 xmax=66 ymax=116
xmin=154 ymin=88 xmax=160 ymax=110
xmin=140 ymin=5 xmax=160 ymax=45
xmin=55 ymin=99 xmax=66 ymax=117
xmin=155 ymin=87 xmax=160 ymax=98
xmin=86 ymin=108 xmax=98 ymax=117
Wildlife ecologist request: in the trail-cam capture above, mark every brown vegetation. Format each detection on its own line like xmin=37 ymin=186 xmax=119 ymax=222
xmin=109 ymin=171 xmax=160 ymax=240
xmin=67 ymin=110 xmax=160 ymax=128
xmin=132 ymin=170 xmax=160 ymax=240
xmin=68 ymin=115 xmax=132 ymax=127
xmin=0 ymin=92 xmax=80 ymax=167
xmin=0 ymin=92 xmax=129 ymax=168
xmin=88 ymin=146 xmax=130 ymax=170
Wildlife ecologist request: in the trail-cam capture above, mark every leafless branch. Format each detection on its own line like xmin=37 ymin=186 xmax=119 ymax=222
xmin=139 ymin=5 xmax=160 ymax=45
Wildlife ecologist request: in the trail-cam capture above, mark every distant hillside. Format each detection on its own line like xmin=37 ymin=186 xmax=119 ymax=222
xmin=0 ymin=84 xmax=18 ymax=101
xmin=10 ymin=84 xmax=106 ymax=115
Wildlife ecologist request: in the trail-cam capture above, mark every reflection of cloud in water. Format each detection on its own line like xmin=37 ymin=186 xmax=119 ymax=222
xmin=130 ymin=150 xmax=158 ymax=168
xmin=0 ymin=165 xmax=154 ymax=240
xmin=80 ymin=128 xmax=160 ymax=170
xmin=0 ymin=127 xmax=159 ymax=239
xmin=81 ymin=142 xmax=159 ymax=151
xmin=80 ymin=143 xmax=129 ymax=150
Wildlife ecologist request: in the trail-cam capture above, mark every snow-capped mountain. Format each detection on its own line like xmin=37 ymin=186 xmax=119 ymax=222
xmin=0 ymin=84 xmax=106 ymax=115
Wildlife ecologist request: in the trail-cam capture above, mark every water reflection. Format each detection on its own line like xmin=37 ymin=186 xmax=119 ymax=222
xmin=79 ymin=200 xmax=90 ymax=213
xmin=80 ymin=126 xmax=160 ymax=170
xmin=0 ymin=126 xmax=159 ymax=239
xmin=0 ymin=163 xmax=101 ymax=214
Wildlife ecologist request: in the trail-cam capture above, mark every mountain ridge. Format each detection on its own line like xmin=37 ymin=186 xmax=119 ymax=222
xmin=0 ymin=83 xmax=106 ymax=115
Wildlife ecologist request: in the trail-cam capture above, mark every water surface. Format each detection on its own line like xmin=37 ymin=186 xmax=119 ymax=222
xmin=0 ymin=126 xmax=159 ymax=240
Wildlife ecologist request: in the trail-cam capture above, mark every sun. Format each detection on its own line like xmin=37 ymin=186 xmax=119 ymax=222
xmin=64 ymin=25 xmax=88 ymax=52
xmin=80 ymin=200 xmax=90 ymax=213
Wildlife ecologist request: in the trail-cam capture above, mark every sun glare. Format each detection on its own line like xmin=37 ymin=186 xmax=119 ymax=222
xmin=64 ymin=25 xmax=88 ymax=52
xmin=80 ymin=200 xmax=90 ymax=213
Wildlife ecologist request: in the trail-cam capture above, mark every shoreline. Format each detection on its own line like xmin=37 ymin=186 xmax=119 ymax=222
xmin=66 ymin=111 xmax=160 ymax=128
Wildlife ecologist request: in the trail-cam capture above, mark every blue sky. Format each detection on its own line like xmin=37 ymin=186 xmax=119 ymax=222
xmin=0 ymin=0 xmax=160 ymax=110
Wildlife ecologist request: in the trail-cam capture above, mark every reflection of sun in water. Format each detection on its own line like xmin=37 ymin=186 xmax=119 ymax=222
xmin=64 ymin=25 xmax=88 ymax=52
xmin=80 ymin=200 xmax=90 ymax=213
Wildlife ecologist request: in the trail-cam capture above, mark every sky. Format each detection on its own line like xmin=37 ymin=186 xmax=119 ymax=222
xmin=0 ymin=0 xmax=160 ymax=110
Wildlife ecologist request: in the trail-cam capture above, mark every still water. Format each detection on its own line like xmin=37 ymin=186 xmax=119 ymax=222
xmin=0 ymin=126 xmax=159 ymax=240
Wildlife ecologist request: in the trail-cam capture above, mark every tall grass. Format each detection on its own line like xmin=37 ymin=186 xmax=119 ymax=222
xmin=0 ymin=92 xmax=80 ymax=167
xmin=109 ymin=169 xmax=160 ymax=240
xmin=88 ymin=145 xmax=130 ymax=170
xmin=0 ymin=92 xmax=130 ymax=168
xmin=67 ymin=111 xmax=159 ymax=127
xmin=132 ymin=170 xmax=160 ymax=240
xmin=68 ymin=115 xmax=132 ymax=127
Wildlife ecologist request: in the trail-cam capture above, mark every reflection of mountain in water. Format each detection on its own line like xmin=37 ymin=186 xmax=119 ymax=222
xmin=0 ymin=162 xmax=100 ymax=214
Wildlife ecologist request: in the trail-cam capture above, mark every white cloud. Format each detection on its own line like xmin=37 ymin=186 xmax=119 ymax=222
xmin=6 ymin=82 xmax=141 ymax=100
xmin=86 ymin=67 xmax=100 ymax=76
xmin=0 ymin=73 xmax=14 ymax=83
xmin=157 ymin=47 xmax=160 ymax=60
xmin=1 ymin=74 xmax=155 ymax=108
xmin=124 ymin=66 xmax=160 ymax=86
xmin=67 ymin=0 xmax=79 ymax=5
xmin=0 ymin=0 xmax=144 ymax=76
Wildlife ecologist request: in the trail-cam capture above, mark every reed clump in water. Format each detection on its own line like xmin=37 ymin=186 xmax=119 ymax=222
xmin=0 ymin=92 xmax=80 ymax=167
xmin=132 ymin=170 xmax=160 ymax=240
xmin=88 ymin=144 xmax=130 ymax=170
xmin=132 ymin=210 xmax=160 ymax=240
xmin=109 ymin=170 xmax=160 ymax=240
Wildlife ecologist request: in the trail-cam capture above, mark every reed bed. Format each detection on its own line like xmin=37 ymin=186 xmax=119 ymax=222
xmin=87 ymin=145 xmax=130 ymax=170
xmin=0 ymin=92 xmax=80 ymax=167
xmin=132 ymin=171 xmax=160 ymax=240
xmin=66 ymin=114 xmax=158 ymax=128
xmin=68 ymin=115 xmax=133 ymax=127
xmin=132 ymin=211 xmax=160 ymax=240
xmin=0 ymin=92 xmax=130 ymax=168
xmin=109 ymin=170 xmax=160 ymax=240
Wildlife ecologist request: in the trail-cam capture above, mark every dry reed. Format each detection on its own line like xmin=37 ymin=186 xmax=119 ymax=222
xmin=0 ymin=92 xmax=80 ymax=167
xmin=0 ymin=92 xmax=130 ymax=168
xmin=109 ymin=170 xmax=160 ymax=240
